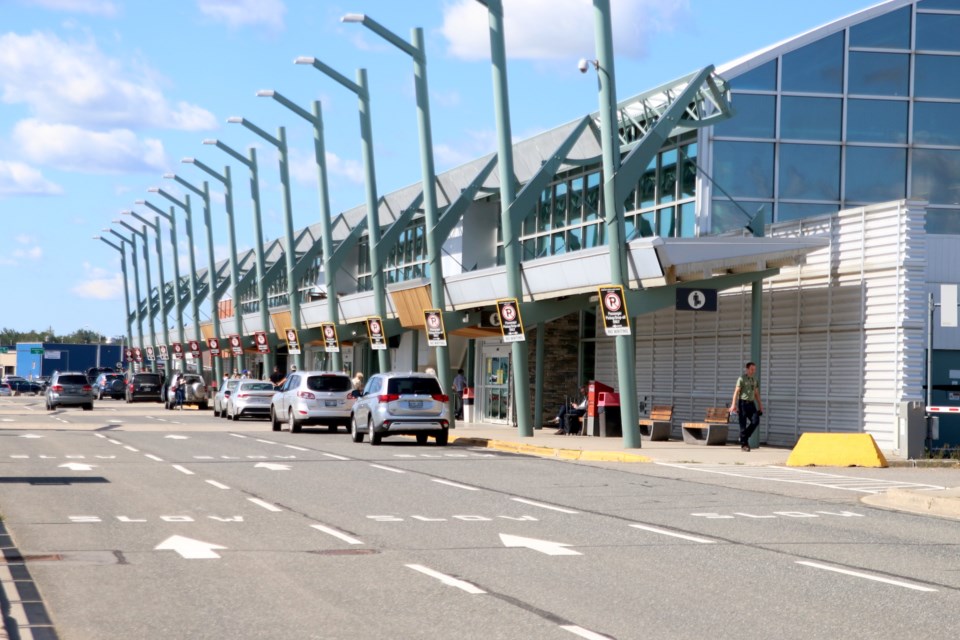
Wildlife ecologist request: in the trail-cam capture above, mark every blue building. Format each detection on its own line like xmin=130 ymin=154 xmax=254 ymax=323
xmin=15 ymin=343 xmax=123 ymax=379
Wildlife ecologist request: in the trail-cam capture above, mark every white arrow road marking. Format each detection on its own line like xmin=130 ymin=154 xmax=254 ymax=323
xmin=165 ymin=435 xmax=189 ymax=440
xmin=58 ymin=462 xmax=96 ymax=471
xmin=20 ymin=434 xmax=44 ymax=438
xmin=629 ymin=524 xmax=717 ymax=544
xmin=499 ymin=534 xmax=581 ymax=556
xmin=796 ymin=561 xmax=938 ymax=592
xmin=311 ymin=524 xmax=363 ymax=545
xmin=155 ymin=535 xmax=226 ymax=560
xmin=255 ymin=462 xmax=291 ymax=471
xmin=405 ymin=564 xmax=485 ymax=594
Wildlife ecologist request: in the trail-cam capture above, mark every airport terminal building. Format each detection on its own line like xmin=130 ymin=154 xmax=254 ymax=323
xmin=122 ymin=0 xmax=960 ymax=454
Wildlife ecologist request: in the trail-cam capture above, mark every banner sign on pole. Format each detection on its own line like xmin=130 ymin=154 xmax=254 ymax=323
xmin=321 ymin=323 xmax=340 ymax=353
xmin=424 ymin=309 xmax=447 ymax=347
xmin=207 ymin=338 xmax=221 ymax=357
xmin=284 ymin=328 xmax=301 ymax=355
xmin=132 ymin=347 xmax=143 ymax=363
xmin=172 ymin=343 xmax=184 ymax=361
xmin=158 ymin=345 xmax=168 ymax=360
xmin=228 ymin=334 xmax=243 ymax=356
xmin=676 ymin=288 xmax=718 ymax=312
xmin=254 ymin=331 xmax=270 ymax=354
xmin=145 ymin=346 xmax=155 ymax=361
xmin=188 ymin=340 xmax=201 ymax=359
xmin=366 ymin=317 xmax=387 ymax=351
xmin=124 ymin=348 xmax=133 ymax=362
xmin=496 ymin=298 xmax=526 ymax=343
xmin=598 ymin=285 xmax=631 ymax=336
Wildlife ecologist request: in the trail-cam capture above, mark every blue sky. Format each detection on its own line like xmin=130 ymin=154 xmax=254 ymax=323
xmin=0 ymin=0 xmax=874 ymax=339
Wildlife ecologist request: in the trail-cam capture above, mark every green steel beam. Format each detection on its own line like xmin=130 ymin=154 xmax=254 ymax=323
xmin=328 ymin=215 xmax=369 ymax=274
xmin=376 ymin=192 xmax=424 ymax=261
xmin=434 ymin=154 xmax=498 ymax=242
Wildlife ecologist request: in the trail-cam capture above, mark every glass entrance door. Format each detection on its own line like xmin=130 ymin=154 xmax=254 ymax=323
xmin=480 ymin=344 xmax=511 ymax=423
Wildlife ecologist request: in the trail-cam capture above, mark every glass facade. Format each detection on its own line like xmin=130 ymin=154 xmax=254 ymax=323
xmin=711 ymin=1 xmax=960 ymax=233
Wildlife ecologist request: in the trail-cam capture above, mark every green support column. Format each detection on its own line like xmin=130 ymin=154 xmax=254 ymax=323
xmin=750 ymin=219 xmax=764 ymax=449
xmin=118 ymin=220 xmax=157 ymax=372
xmin=109 ymin=228 xmax=143 ymax=368
xmin=534 ymin=323 xmax=545 ymax=429
xmin=95 ymin=237 xmax=134 ymax=375
xmin=123 ymin=211 xmax=169 ymax=373
xmin=139 ymin=200 xmax=187 ymax=373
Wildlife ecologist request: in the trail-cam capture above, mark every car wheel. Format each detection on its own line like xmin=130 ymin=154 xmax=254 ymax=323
xmin=83 ymin=404 xmax=93 ymax=411
xmin=271 ymin=408 xmax=282 ymax=432
xmin=327 ymin=424 xmax=337 ymax=433
xmin=230 ymin=407 xmax=240 ymax=421
xmin=436 ymin=429 xmax=449 ymax=447
xmin=199 ymin=402 xmax=208 ymax=411
xmin=213 ymin=403 xmax=220 ymax=418
xmin=416 ymin=433 xmax=428 ymax=445
xmin=368 ymin=417 xmax=381 ymax=446
xmin=289 ymin=409 xmax=302 ymax=433
xmin=351 ymin=414 xmax=364 ymax=443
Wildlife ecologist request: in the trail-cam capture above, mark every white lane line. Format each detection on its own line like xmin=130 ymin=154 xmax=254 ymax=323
xmin=107 ymin=439 xmax=122 ymax=445
xmin=144 ymin=454 xmax=164 ymax=462
xmin=405 ymin=564 xmax=485 ymax=595
xmin=172 ymin=465 xmax=195 ymax=476
xmin=248 ymin=498 xmax=283 ymax=512
xmin=322 ymin=453 xmax=350 ymax=461
xmin=510 ymin=498 xmax=578 ymax=514
xmin=310 ymin=524 xmax=363 ymax=545
xmin=796 ymin=561 xmax=938 ymax=592
xmin=123 ymin=446 xmax=139 ymax=452
xmin=229 ymin=433 xmax=247 ymax=439
xmin=628 ymin=524 xmax=717 ymax=544
xmin=370 ymin=464 xmax=405 ymax=474
xmin=285 ymin=445 xmax=309 ymax=451
xmin=561 ymin=625 xmax=613 ymax=640
xmin=193 ymin=456 xmax=215 ymax=460
xmin=431 ymin=479 xmax=480 ymax=491
xmin=94 ymin=434 xmax=107 ymax=439
xmin=256 ymin=439 xmax=278 ymax=445
xmin=206 ymin=480 xmax=230 ymax=490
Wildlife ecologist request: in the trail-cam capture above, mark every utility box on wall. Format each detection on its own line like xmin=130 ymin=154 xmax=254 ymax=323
xmin=896 ymin=401 xmax=926 ymax=459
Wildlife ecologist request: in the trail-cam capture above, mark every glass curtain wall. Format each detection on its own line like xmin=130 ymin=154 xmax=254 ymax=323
xmin=710 ymin=1 xmax=960 ymax=234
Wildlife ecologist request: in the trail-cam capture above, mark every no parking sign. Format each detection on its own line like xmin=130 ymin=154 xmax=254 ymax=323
xmin=424 ymin=309 xmax=447 ymax=347
xmin=496 ymin=298 xmax=525 ymax=343
xmin=598 ymin=285 xmax=631 ymax=336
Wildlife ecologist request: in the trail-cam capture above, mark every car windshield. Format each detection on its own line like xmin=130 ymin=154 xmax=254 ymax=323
xmin=387 ymin=377 xmax=442 ymax=395
xmin=135 ymin=374 xmax=162 ymax=384
xmin=105 ymin=375 xmax=123 ymax=381
xmin=306 ymin=376 xmax=351 ymax=392
xmin=57 ymin=375 xmax=88 ymax=385
xmin=241 ymin=382 xmax=274 ymax=391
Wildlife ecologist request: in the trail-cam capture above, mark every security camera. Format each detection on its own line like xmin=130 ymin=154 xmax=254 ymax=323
xmin=578 ymin=58 xmax=589 ymax=73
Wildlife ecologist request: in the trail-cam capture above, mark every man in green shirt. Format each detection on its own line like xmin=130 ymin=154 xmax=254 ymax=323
xmin=730 ymin=361 xmax=764 ymax=452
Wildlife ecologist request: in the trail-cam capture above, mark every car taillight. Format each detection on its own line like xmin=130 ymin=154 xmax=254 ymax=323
xmin=432 ymin=394 xmax=449 ymax=403
xmin=237 ymin=393 xmax=249 ymax=398
xmin=82 ymin=385 xmax=92 ymax=391
xmin=297 ymin=391 xmax=316 ymax=400
xmin=52 ymin=385 xmax=63 ymax=392
xmin=129 ymin=383 xmax=134 ymax=391
xmin=378 ymin=393 xmax=400 ymax=403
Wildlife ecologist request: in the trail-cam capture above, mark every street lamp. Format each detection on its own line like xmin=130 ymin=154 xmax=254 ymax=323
xmin=93 ymin=235 xmax=134 ymax=373
xmin=114 ymin=218 xmax=158 ymax=372
xmin=122 ymin=209 xmax=171 ymax=374
xmin=105 ymin=226 xmax=144 ymax=369
xmin=147 ymin=186 xmax=204 ymax=377
xmin=202 ymin=137 xmax=274 ymax=376
xmin=227 ymin=115 xmax=303 ymax=371
xmin=341 ymin=13 xmax=452 ymax=407
xmin=136 ymin=199 xmax=187 ymax=373
xmin=295 ymin=55 xmax=390 ymax=373
xmin=255 ymin=90 xmax=340 ymax=371
xmin=163 ymin=172 xmax=223 ymax=381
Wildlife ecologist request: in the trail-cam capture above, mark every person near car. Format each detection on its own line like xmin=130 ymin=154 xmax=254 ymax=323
xmin=173 ymin=373 xmax=185 ymax=409
xmin=452 ymin=369 xmax=467 ymax=420
xmin=352 ymin=372 xmax=364 ymax=396
xmin=269 ymin=366 xmax=284 ymax=385
xmin=729 ymin=361 xmax=764 ymax=452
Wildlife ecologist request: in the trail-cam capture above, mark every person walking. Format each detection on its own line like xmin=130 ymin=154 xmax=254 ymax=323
xmin=730 ymin=361 xmax=764 ymax=452
xmin=452 ymin=369 xmax=467 ymax=420
xmin=173 ymin=373 xmax=185 ymax=410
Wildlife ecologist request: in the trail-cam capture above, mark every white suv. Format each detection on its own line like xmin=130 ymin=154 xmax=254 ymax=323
xmin=351 ymin=372 xmax=450 ymax=446
xmin=270 ymin=371 xmax=355 ymax=433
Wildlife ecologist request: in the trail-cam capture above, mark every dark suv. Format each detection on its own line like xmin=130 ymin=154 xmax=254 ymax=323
xmin=126 ymin=372 xmax=163 ymax=403
xmin=93 ymin=373 xmax=126 ymax=400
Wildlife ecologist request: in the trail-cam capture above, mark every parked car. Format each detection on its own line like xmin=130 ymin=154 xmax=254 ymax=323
xmin=225 ymin=381 xmax=276 ymax=421
xmin=126 ymin=372 xmax=163 ymax=403
xmin=163 ymin=374 xmax=208 ymax=410
xmin=213 ymin=379 xmax=240 ymax=418
xmin=93 ymin=373 xmax=126 ymax=400
xmin=5 ymin=379 xmax=42 ymax=395
xmin=86 ymin=367 xmax=116 ymax=384
xmin=0 ymin=383 xmax=11 ymax=397
xmin=350 ymin=372 xmax=450 ymax=446
xmin=270 ymin=371 xmax=354 ymax=433
xmin=45 ymin=371 xmax=94 ymax=411
xmin=36 ymin=376 xmax=51 ymax=392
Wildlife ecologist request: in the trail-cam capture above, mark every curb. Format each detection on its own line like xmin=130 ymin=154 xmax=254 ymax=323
xmin=887 ymin=459 xmax=960 ymax=469
xmin=861 ymin=487 xmax=960 ymax=520
xmin=451 ymin=437 xmax=653 ymax=463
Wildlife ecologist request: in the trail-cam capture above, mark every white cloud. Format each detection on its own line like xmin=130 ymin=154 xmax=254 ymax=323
xmin=288 ymin=147 xmax=364 ymax=186
xmin=325 ymin=151 xmax=365 ymax=185
xmin=434 ymin=129 xmax=497 ymax=172
xmin=0 ymin=31 xmax=216 ymax=131
xmin=23 ymin=0 xmax=119 ymax=16
xmin=198 ymin=0 xmax=286 ymax=32
xmin=0 ymin=233 xmax=44 ymax=266
xmin=441 ymin=0 xmax=690 ymax=61
xmin=0 ymin=160 xmax=63 ymax=195
xmin=14 ymin=119 xmax=168 ymax=174
xmin=72 ymin=263 xmax=124 ymax=300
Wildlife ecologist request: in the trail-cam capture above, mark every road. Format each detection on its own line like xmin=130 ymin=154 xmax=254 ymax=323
xmin=0 ymin=396 xmax=958 ymax=639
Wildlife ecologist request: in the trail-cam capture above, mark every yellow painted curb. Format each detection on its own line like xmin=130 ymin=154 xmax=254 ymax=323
xmin=453 ymin=437 xmax=651 ymax=463
xmin=786 ymin=433 xmax=888 ymax=468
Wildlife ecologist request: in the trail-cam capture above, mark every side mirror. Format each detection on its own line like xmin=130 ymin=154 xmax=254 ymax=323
xmin=224 ymin=391 xmax=231 ymax=398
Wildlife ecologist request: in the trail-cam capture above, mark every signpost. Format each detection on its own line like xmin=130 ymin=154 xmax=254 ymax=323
xmin=366 ymin=317 xmax=386 ymax=351
xmin=424 ymin=309 xmax=447 ymax=347
xmin=496 ymin=299 xmax=525 ymax=343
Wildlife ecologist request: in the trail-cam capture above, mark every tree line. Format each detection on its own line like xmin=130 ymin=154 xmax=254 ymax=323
xmin=0 ymin=327 xmax=114 ymax=347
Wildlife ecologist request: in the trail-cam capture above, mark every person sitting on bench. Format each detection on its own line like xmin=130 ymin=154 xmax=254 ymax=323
xmin=554 ymin=386 xmax=587 ymax=435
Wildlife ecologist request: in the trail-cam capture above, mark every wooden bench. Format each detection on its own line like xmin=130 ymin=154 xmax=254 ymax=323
xmin=681 ymin=407 xmax=730 ymax=445
xmin=638 ymin=405 xmax=673 ymax=441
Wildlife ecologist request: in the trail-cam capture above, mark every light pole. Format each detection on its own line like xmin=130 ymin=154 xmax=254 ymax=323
xmin=148 ymin=186 xmax=204 ymax=377
xmin=93 ymin=235 xmax=134 ymax=374
xmin=114 ymin=218 xmax=158 ymax=372
xmin=295 ymin=56 xmax=390 ymax=373
xmin=106 ymin=226 xmax=144 ymax=370
xmin=255 ymin=90 xmax=340 ymax=371
xmin=182 ymin=157 xmax=244 ymax=374
xmin=122 ymin=209 xmax=171 ymax=374
xmin=164 ymin=172 xmax=224 ymax=381
xmin=226 ymin=116 xmax=303 ymax=371
xmin=203 ymin=137 xmax=273 ymax=376
xmin=137 ymin=199 xmax=187 ymax=373
xmin=342 ymin=13 xmax=452 ymax=403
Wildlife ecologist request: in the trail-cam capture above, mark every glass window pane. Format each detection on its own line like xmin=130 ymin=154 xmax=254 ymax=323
xmin=551 ymin=232 xmax=565 ymax=255
xmin=919 ymin=0 xmax=960 ymax=9
xmin=584 ymin=172 xmax=601 ymax=220
xmin=553 ymin=182 xmax=568 ymax=228
xmin=679 ymin=202 xmax=696 ymax=238
xmin=639 ymin=158 xmax=656 ymax=208
xmin=680 ymin=143 xmax=697 ymax=198
xmin=848 ymin=52 xmax=909 ymax=96
xmin=714 ymin=94 xmax=775 ymax=138
xmin=780 ymin=96 xmax=841 ymax=140
xmin=779 ymin=144 xmax=840 ymax=200
xmin=711 ymin=200 xmax=766 ymax=234
xmin=566 ymin=227 xmax=583 ymax=252
xmin=849 ymin=7 xmax=911 ymax=49
xmin=916 ymin=55 xmax=960 ymax=99
xmin=538 ymin=188 xmax=551 ymax=232
xmin=777 ymin=202 xmax=840 ymax=222
xmin=584 ymin=223 xmax=601 ymax=248
xmin=781 ymin=32 xmax=843 ymax=94
xmin=730 ymin=60 xmax=776 ymax=91
xmin=624 ymin=214 xmax=637 ymax=241
xmin=926 ymin=209 xmax=960 ymax=234
xmin=658 ymin=149 xmax=677 ymax=204
xmin=623 ymin=188 xmax=637 ymax=213
xmin=639 ymin=212 xmax=655 ymax=237
xmin=847 ymin=99 xmax=908 ymax=143
xmin=912 ymin=149 xmax=960 ymax=204
xmin=844 ymin=147 xmax=906 ymax=202
xmin=569 ymin=177 xmax=583 ymax=225
xmin=713 ymin=141 xmax=774 ymax=198
xmin=657 ymin=206 xmax=676 ymax=237
xmin=917 ymin=13 xmax=960 ymax=52
xmin=914 ymin=102 xmax=960 ymax=145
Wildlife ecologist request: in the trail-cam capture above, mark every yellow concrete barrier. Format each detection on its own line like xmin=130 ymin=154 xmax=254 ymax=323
xmin=786 ymin=433 xmax=888 ymax=468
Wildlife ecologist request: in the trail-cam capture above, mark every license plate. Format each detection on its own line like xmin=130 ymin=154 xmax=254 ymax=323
xmin=325 ymin=400 xmax=338 ymax=407
xmin=142 ymin=385 xmax=154 ymax=391
xmin=408 ymin=400 xmax=422 ymax=409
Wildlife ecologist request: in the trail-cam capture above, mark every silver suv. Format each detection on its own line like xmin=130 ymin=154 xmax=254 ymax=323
xmin=270 ymin=371 xmax=354 ymax=433
xmin=45 ymin=371 xmax=94 ymax=411
xmin=351 ymin=372 xmax=450 ymax=446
